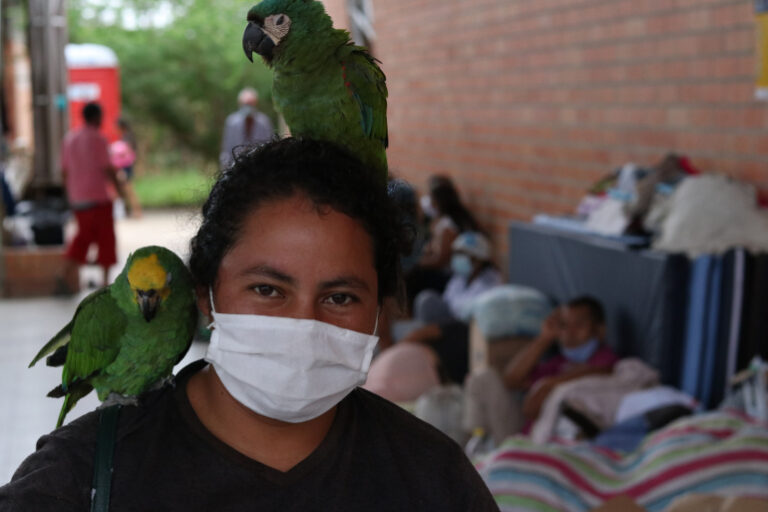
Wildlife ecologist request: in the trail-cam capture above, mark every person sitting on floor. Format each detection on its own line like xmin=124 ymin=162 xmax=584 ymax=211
xmin=401 ymin=232 xmax=502 ymax=385
xmin=463 ymin=296 xmax=619 ymax=445
xmin=413 ymin=231 xmax=502 ymax=324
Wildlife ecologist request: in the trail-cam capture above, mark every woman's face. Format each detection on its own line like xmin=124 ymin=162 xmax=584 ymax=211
xmin=201 ymin=193 xmax=380 ymax=335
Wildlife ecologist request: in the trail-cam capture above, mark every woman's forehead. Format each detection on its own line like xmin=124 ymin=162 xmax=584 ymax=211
xmin=223 ymin=194 xmax=377 ymax=283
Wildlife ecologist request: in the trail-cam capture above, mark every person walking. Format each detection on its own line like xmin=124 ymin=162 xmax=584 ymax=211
xmin=219 ymin=87 xmax=274 ymax=169
xmin=60 ymin=102 xmax=123 ymax=289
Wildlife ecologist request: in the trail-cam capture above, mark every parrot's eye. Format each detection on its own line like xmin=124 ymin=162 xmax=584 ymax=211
xmin=276 ymin=15 xmax=285 ymax=26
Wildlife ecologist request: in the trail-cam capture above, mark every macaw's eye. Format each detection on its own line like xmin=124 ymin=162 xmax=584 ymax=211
xmin=276 ymin=15 xmax=285 ymax=26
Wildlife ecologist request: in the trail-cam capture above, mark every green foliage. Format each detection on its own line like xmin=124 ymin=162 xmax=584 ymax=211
xmin=68 ymin=0 xmax=275 ymax=163
xmin=132 ymin=168 xmax=213 ymax=208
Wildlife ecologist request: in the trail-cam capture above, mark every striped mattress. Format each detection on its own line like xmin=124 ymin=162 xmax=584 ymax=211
xmin=476 ymin=410 xmax=768 ymax=512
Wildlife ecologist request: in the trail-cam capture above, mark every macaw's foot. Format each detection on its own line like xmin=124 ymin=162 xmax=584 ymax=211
xmin=101 ymin=393 xmax=139 ymax=408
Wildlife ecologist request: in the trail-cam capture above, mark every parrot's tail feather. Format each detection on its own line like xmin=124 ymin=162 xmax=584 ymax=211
xmin=56 ymin=397 xmax=70 ymax=428
xmin=54 ymin=381 xmax=93 ymax=428
xmin=47 ymin=385 xmax=65 ymax=398
xmin=29 ymin=323 xmax=71 ymax=368
xmin=46 ymin=345 xmax=68 ymax=367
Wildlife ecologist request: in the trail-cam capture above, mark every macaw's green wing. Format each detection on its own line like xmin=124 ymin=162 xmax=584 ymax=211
xmin=61 ymin=290 xmax=127 ymax=391
xmin=342 ymin=47 xmax=388 ymax=148
xmin=29 ymin=288 xmax=109 ymax=368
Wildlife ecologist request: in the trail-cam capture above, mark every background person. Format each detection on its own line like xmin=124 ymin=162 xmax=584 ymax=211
xmin=412 ymin=231 xmax=502 ymax=325
xmin=219 ymin=87 xmax=274 ymax=169
xmin=400 ymin=232 xmax=502 ymax=385
xmin=464 ymin=296 xmax=619 ymax=445
xmin=60 ymin=101 xmax=123 ymax=289
xmin=406 ymin=175 xmax=482 ymax=312
xmin=110 ymin=118 xmax=142 ymax=218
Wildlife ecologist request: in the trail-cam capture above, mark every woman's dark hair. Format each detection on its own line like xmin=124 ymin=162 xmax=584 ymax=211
xmin=428 ymin=175 xmax=480 ymax=232
xmin=189 ymin=138 xmax=409 ymax=303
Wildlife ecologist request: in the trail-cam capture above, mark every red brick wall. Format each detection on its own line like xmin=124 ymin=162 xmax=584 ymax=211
xmin=371 ymin=0 xmax=768 ymax=263
xmin=320 ymin=0 xmax=350 ymax=31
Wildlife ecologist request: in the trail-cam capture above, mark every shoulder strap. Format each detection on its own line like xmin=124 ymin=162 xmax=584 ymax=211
xmin=90 ymin=404 xmax=122 ymax=512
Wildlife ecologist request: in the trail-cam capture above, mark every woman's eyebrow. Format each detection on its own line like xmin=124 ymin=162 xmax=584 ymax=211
xmin=319 ymin=276 xmax=371 ymax=292
xmin=240 ymin=265 xmax=295 ymax=285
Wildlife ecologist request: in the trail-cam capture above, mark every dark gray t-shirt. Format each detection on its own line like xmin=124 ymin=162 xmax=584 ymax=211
xmin=1 ymin=361 xmax=499 ymax=511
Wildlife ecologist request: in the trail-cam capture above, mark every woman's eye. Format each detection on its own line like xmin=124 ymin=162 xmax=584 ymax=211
xmin=253 ymin=285 xmax=279 ymax=297
xmin=326 ymin=293 xmax=354 ymax=306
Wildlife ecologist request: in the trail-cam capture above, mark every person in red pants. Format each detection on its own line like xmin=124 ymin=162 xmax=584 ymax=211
xmin=61 ymin=102 xmax=123 ymax=289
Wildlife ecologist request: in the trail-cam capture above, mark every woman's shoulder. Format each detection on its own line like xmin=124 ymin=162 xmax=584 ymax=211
xmin=0 ymin=409 xmax=102 ymax=508
xmin=3 ymin=368 xmax=188 ymax=487
xmin=348 ymin=388 xmax=463 ymax=453
xmin=346 ymin=388 xmax=499 ymax=510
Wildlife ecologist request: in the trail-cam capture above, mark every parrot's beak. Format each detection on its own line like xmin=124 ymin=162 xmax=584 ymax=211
xmin=243 ymin=21 xmax=275 ymax=63
xmin=137 ymin=290 xmax=160 ymax=323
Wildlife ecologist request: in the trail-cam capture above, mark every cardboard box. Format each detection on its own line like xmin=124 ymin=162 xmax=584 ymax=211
xmin=469 ymin=319 xmax=533 ymax=375
xmin=2 ymin=246 xmax=79 ymax=297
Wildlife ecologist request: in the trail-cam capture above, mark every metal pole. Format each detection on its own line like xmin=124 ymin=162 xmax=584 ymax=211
xmin=28 ymin=0 xmax=67 ymax=191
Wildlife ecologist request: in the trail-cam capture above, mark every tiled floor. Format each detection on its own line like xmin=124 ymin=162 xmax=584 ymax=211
xmin=0 ymin=208 xmax=207 ymax=483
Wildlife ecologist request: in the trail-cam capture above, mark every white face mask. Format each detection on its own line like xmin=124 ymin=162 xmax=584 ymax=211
xmin=204 ymin=290 xmax=379 ymax=423
xmin=420 ymin=194 xmax=438 ymax=219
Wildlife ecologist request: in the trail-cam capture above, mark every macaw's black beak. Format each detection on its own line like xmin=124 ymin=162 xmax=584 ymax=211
xmin=137 ymin=290 xmax=160 ymax=323
xmin=243 ymin=22 xmax=275 ymax=63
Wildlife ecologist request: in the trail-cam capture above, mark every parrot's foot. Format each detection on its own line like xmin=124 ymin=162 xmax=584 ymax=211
xmin=101 ymin=393 xmax=139 ymax=408
xmin=148 ymin=375 xmax=176 ymax=391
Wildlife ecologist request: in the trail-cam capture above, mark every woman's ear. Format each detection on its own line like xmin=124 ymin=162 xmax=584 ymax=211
xmin=196 ymin=285 xmax=212 ymax=321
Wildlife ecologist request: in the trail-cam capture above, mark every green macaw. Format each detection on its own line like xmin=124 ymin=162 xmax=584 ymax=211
xmin=29 ymin=246 xmax=198 ymax=428
xmin=242 ymin=0 xmax=388 ymax=184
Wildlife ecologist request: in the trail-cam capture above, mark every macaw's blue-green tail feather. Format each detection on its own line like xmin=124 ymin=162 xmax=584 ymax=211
xmin=352 ymin=91 xmax=374 ymax=137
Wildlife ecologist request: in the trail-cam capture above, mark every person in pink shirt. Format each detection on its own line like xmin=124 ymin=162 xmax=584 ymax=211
xmin=61 ymin=102 xmax=123 ymax=288
xmin=464 ymin=296 xmax=619 ymax=444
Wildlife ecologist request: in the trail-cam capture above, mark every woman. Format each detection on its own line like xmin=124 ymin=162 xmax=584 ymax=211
xmin=2 ymin=139 xmax=498 ymax=511
xmin=406 ymin=176 xmax=482 ymax=311
xmin=419 ymin=176 xmax=481 ymax=269
xmin=403 ymin=232 xmax=502 ymax=385
xmin=414 ymin=231 xmax=502 ymax=325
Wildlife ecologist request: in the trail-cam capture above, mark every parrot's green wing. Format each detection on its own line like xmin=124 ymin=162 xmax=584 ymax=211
xmin=342 ymin=47 xmax=388 ymax=149
xmin=29 ymin=288 xmax=109 ymax=368
xmin=28 ymin=321 xmax=71 ymax=368
xmin=61 ymin=290 xmax=127 ymax=392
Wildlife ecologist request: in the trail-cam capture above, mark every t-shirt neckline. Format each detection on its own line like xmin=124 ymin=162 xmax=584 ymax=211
xmin=172 ymin=359 xmax=352 ymax=485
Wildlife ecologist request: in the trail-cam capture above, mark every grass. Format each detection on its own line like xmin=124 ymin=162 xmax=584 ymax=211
xmin=132 ymin=169 xmax=213 ymax=208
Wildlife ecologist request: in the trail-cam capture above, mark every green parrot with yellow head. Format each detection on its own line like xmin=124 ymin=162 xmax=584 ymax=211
xmin=242 ymin=0 xmax=388 ymax=184
xmin=29 ymin=246 xmax=198 ymax=428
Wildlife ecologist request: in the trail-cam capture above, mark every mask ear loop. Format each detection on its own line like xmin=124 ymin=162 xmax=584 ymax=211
xmin=208 ymin=287 xmax=217 ymax=314
xmin=207 ymin=287 xmax=217 ymax=329
xmin=373 ymin=307 xmax=380 ymax=336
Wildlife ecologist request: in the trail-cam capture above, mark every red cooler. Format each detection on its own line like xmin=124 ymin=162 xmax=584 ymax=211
xmin=65 ymin=43 xmax=121 ymax=142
